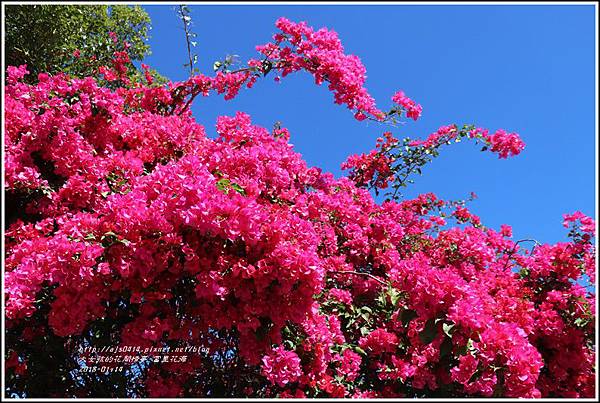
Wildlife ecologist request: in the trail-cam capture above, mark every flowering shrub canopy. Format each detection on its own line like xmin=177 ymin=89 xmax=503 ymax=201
xmin=4 ymin=18 xmax=596 ymax=398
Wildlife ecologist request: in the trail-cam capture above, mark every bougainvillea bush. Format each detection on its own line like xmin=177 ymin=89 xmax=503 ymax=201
xmin=4 ymin=18 xmax=596 ymax=398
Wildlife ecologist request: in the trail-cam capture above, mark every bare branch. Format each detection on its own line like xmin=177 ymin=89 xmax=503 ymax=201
xmin=502 ymin=238 xmax=542 ymax=270
xmin=178 ymin=5 xmax=196 ymax=77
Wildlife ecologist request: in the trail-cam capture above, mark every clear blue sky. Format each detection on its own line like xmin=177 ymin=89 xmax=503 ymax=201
xmin=141 ymin=4 xmax=596 ymax=244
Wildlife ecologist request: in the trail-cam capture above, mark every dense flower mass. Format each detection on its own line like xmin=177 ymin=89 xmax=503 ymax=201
xmin=341 ymin=132 xmax=398 ymax=189
xmin=262 ymin=347 xmax=303 ymax=387
xmin=4 ymin=17 xmax=596 ymax=399
xmin=359 ymin=328 xmax=399 ymax=355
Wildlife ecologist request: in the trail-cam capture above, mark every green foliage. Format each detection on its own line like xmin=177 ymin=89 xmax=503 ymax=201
xmin=216 ymin=178 xmax=246 ymax=195
xmin=418 ymin=318 xmax=438 ymax=344
xmin=5 ymin=4 xmax=163 ymax=83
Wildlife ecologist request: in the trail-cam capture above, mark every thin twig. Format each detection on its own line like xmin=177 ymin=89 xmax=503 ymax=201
xmin=179 ymin=5 xmax=195 ymax=77
xmin=502 ymin=238 xmax=541 ymax=270
xmin=330 ymin=270 xmax=388 ymax=286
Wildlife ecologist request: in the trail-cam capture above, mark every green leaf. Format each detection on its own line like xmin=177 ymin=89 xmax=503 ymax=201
xmin=101 ymin=231 xmax=117 ymax=240
xmin=40 ymin=186 xmax=54 ymax=197
xmin=460 ymin=338 xmax=477 ymax=356
xmin=216 ymin=178 xmax=231 ymax=193
xmin=118 ymin=238 xmax=131 ymax=246
xmin=230 ymin=183 xmax=246 ymax=196
xmin=388 ymin=287 xmax=401 ymax=306
xmin=377 ymin=293 xmax=387 ymax=307
xmin=354 ymin=346 xmax=367 ymax=356
xmin=400 ymin=309 xmax=417 ymax=325
xmin=440 ymin=337 xmax=453 ymax=358
xmin=442 ymin=323 xmax=455 ymax=337
xmin=262 ymin=60 xmax=273 ymax=76
xmin=419 ymin=318 xmax=438 ymax=344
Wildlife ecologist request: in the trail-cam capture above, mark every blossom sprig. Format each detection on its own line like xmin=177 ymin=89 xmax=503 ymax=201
xmin=343 ymin=124 xmax=525 ymax=199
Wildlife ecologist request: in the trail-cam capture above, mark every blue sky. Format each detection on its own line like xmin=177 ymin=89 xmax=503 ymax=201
xmin=141 ymin=4 xmax=596 ymax=244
